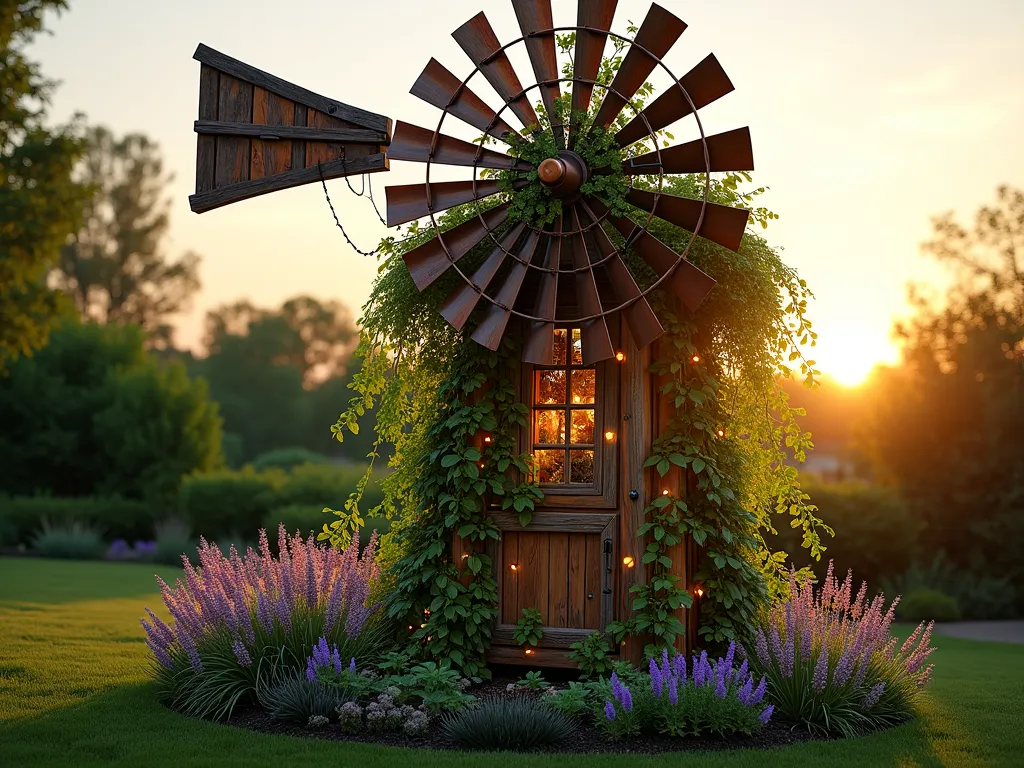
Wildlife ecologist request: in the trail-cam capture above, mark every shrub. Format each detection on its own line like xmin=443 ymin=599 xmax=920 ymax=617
xmin=106 ymin=539 xmax=157 ymax=561
xmin=260 ymin=674 xmax=351 ymax=725
xmin=154 ymin=518 xmax=195 ymax=566
xmin=251 ymin=448 xmax=331 ymax=472
xmin=568 ymin=631 xmax=616 ymax=678
xmin=178 ymin=469 xmax=282 ymax=541
xmin=597 ymin=649 xmax=773 ymax=739
xmin=898 ymin=588 xmax=961 ymax=623
xmin=541 ymin=681 xmax=592 ymax=718
xmin=390 ymin=660 xmax=476 ymax=713
xmin=747 ymin=561 xmax=936 ymax=738
xmin=883 ymin=553 xmax=1018 ymax=620
xmin=142 ymin=524 xmax=387 ymax=720
xmin=31 ymin=521 xmax=103 ymax=559
xmin=441 ymin=697 xmax=575 ymax=751
xmin=0 ymin=496 xmax=155 ymax=546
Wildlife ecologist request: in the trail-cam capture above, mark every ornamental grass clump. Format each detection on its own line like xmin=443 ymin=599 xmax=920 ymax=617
xmin=746 ymin=561 xmax=937 ymax=737
xmin=599 ymin=646 xmax=773 ymax=739
xmin=441 ymin=697 xmax=575 ymax=751
xmin=141 ymin=524 xmax=386 ymax=721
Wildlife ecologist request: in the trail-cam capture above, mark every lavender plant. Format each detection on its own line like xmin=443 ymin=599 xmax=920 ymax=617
xmin=598 ymin=647 xmax=773 ymax=739
xmin=746 ymin=561 xmax=937 ymax=737
xmin=140 ymin=524 xmax=387 ymax=721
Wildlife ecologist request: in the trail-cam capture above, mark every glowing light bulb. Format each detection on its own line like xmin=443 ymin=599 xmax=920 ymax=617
xmin=662 ymin=489 xmax=670 ymax=496
xmin=510 ymin=563 xmax=518 ymax=571
xmin=573 ymin=395 xmax=581 ymax=403
xmin=717 ymin=429 xmax=725 ymax=437
xmin=695 ymin=587 xmax=705 ymax=598
xmin=524 ymin=648 xmax=534 ymax=656
xmin=691 ymin=355 xmax=700 ymax=363
xmin=622 ymin=556 xmax=635 ymax=568
xmin=484 ymin=436 xmax=492 ymax=443
xmin=615 ymin=352 xmax=625 ymax=362
xmin=604 ymin=430 xmax=615 ymax=441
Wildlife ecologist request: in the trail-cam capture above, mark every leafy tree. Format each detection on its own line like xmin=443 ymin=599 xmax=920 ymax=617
xmin=856 ymin=185 xmax=1024 ymax=605
xmin=0 ymin=319 xmax=223 ymax=505
xmin=190 ymin=295 xmax=371 ymax=463
xmin=0 ymin=0 xmax=91 ymax=372
xmin=52 ymin=126 xmax=201 ymax=349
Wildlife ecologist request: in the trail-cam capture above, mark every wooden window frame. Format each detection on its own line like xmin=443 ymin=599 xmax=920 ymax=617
xmin=519 ymin=326 xmax=619 ymax=509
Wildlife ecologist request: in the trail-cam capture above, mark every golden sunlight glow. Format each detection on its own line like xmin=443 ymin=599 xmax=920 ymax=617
xmin=819 ymin=329 xmax=888 ymax=386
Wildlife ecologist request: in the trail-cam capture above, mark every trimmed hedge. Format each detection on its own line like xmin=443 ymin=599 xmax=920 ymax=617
xmin=0 ymin=496 xmax=156 ymax=547
xmin=250 ymin=447 xmax=331 ymax=472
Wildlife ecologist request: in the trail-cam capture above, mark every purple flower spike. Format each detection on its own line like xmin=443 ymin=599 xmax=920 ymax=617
xmin=668 ymin=675 xmax=679 ymax=705
xmin=750 ymin=676 xmax=767 ymax=706
xmin=306 ymin=656 xmax=317 ymax=682
xmin=862 ymin=681 xmax=886 ymax=709
xmin=714 ymin=667 xmax=727 ymax=699
xmin=724 ymin=641 xmax=736 ymax=675
xmin=348 ymin=657 xmax=356 ymax=674
xmin=737 ymin=677 xmax=753 ymax=705
xmin=812 ymin=648 xmax=830 ymax=692
xmin=759 ymin=704 xmax=775 ymax=724
xmin=621 ymin=686 xmax=633 ymax=712
xmin=232 ymin=638 xmax=252 ymax=667
xmin=331 ymin=646 xmax=342 ymax=675
xmin=649 ymin=658 xmax=664 ymax=697
xmin=604 ymin=700 xmax=616 ymax=721
xmin=672 ymin=653 xmax=687 ymax=684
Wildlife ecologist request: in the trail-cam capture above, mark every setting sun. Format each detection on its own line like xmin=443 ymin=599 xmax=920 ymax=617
xmin=816 ymin=329 xmax=891 ymax=387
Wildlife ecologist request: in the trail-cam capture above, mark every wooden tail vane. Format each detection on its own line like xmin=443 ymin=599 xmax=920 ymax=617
xmin=189 ymin=44 xmax=391 ymax=214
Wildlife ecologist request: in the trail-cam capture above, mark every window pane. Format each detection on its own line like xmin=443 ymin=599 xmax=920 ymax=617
xmin=570 ymin=369 xmax=595 ymax=404
xmin=537 ymin=450 xmax=566 ymax=484
xmin=570 ymin=409 xmax=595 ymax=444
xmin=536 ymin=369 xmax=566 ymax=404
xmin=569 ymin=450 xmax=595 ymax=484
xmin=552 ymin=329 xmax=568 ymax=366
xmin=570 ymin=328 xmax=583 ymax=365
xmin=536 ymin=409 xmax=566 ymax=444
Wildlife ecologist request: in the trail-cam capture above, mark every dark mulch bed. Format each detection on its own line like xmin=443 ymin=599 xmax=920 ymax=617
xmin=225 ymin=670 xmax=823 ymax=755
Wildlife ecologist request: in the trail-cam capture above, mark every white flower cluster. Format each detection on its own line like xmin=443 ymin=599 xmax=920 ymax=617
xmin=306 ymin=714 xmax=329 ymax=729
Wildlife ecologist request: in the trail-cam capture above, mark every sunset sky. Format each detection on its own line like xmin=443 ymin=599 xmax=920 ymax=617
xmin=31 ymin=0 xmax=1024 ymax=386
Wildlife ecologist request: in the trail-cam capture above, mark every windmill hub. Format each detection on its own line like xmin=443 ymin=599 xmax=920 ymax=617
xmin=537 ymin=150 xmax=588 ymax=200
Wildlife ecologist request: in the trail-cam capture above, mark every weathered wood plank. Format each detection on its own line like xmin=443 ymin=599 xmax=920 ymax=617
xmin=492 ymin=625 xmax=591 ymax=648
xmin=584 ymin=533 xmax=601 ymax=628
xmin=215 ymin=74 xmax=253 ymax=187
xmin=567 ymin=533 xmax=586 ymax=629
xmin=250 ymin=89 xmax=294 ymax=181
xmin=517 ymin=533 xmax=548 ymax=626
xmin=489 ymin=510 xmax=616 ymax=534
xmin=291 ymin=103 xmax=307 ymax=176
xmin=501 ymin=532 xmax=519 ymax=625
xmin=193 ymin=43 xmax=390 ymax=134
xmin=619 ymin=330 xmax=651 ymax=664
xmin=547 ymin=532 xmax=569 ymax=628
xmin=196 ymin=64 xmax=219 ymax=193
xmin=197 ymin=120 xmax=384 ymax=144
xmin=189 ymin=152 xmax=387 ymax=213
xmin=487 ymin=645 xmax=581 ymax=669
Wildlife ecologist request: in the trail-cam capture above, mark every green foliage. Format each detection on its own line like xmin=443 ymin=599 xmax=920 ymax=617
xmin=272 ymin=505 xmax=390 ymax=544
xmin=0 ymin=495 xmax=155 ymax=546
xmin=514 ymin=608 xmax=544 ymax=647
xmin=882 ymin=553 xmax=1016 ymax=621
xmin=0 ymin=320 xmax=223 ymax=506
xmin=568 ymin=631 xmax=616 ymax=678
xmin=260 ymin=674 xmax=351 ymax=725
xmin=515 ymin=670 xmax=548 ymax=690
xmin=541 ymin=681 xmax=593 ymax=717
xmin=178 ymin=468 xmax=282 ymax=541
xmin=0 ymin=0 xmax=91 ymax=373
xmin=389 ymin=661 xmax=476 ymax=713
xmin=440 ymin=697 xmax=575 ymax=751
xmin=30 ymin=521 xmax=103 ymax=560
xmin=898 ymin=588 xmax=961 ymax=623
xmin=153 ymin=518 xmax=194 ymax=566
xmin=251 ymin=447 xmax=331 ymax=472
xmin=768 ymin=478 xmax=921 ymax=590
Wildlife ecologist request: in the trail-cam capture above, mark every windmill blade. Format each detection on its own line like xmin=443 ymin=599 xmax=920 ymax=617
xmin=512 ymin=0 xmax=564 ymax=147
xmin=403 ymin=204 xmax=510 ymax=290
xmin=472 ymin=230 xmax=542 ymax=350
xmin=389 ymin=121 xmax=533 ymax=172
xmin=386 ymin=179 xmax=526 ymax=227
xmin=453 ymin=12 xmax=540 ymax=131
xmin=593 ymin=4 xmax=687 ymax=130
xmin=570 ymin=0 xmax=618 ymax=143
xmin=615 ymin=54 xmax=735 ymax=148
xmin=439 ymin=222 xmax=528 ymax=329
xmin=626 ymin=188 xmax=750 ymax=253
xmin=624 ymin=127 xmax=753 ymax=175
xmin=599 ymin=208 xmax=717 ymax=312
xmin=568 ymin=205 xmax=615 ymax=364
xmin=579 ymin=201 xmax=664 ymax=349
xmin=411 ymin=59 xmax=518 ymax=143
xmin=523 ymin=217 xmax=562 ymax=364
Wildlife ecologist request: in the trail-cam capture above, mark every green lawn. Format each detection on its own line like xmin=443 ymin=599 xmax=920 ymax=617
xmin=1 ymin=558 xmax=1022 ymax=767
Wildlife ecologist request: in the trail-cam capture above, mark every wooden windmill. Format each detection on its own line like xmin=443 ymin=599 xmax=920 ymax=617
xmin=189 ymin=0 xmax=754 ymax=666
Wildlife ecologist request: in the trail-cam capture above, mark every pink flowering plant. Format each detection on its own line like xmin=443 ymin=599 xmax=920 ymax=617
xmin=596 ymin=648 xmax=773 ymax=740
xmin=141 ymin=524 xmax=387 ymax=721
xmin=746 ymin=561 xmax=937 ymax=737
